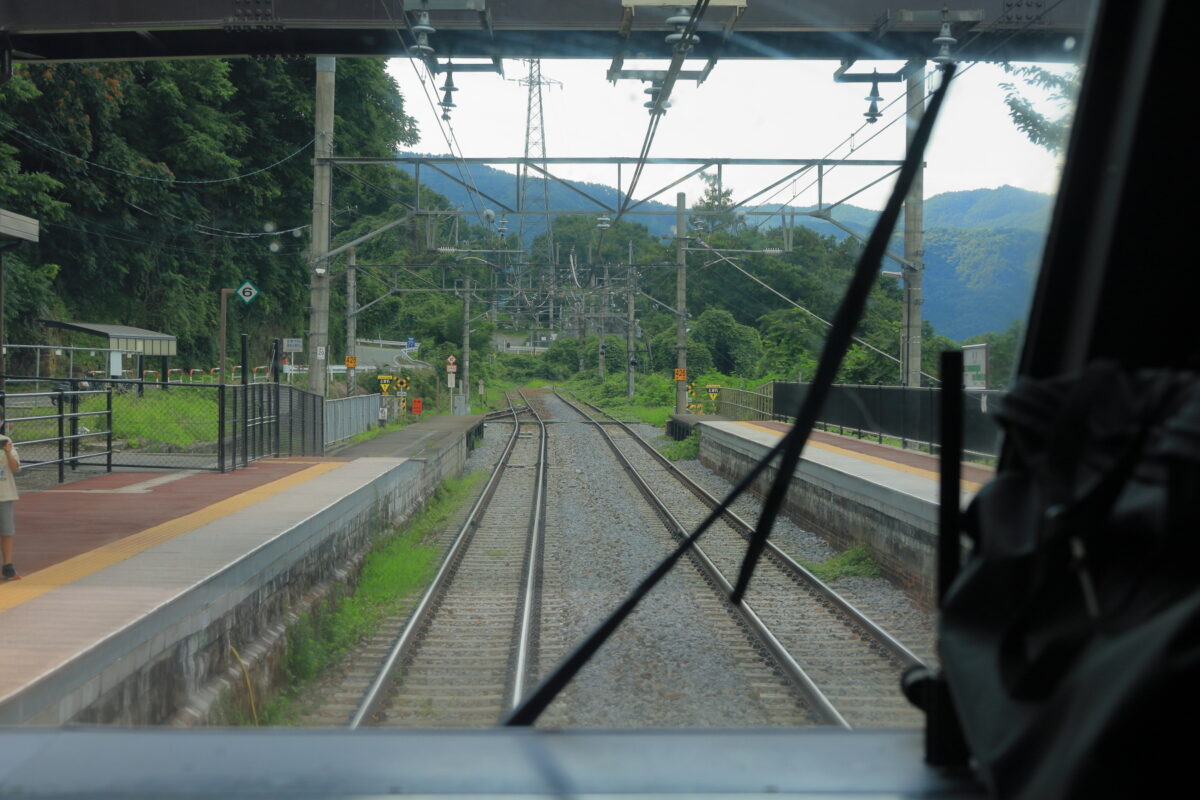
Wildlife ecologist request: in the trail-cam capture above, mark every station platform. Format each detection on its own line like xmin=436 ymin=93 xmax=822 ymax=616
xmin=695 ymin=420 xmax=994 ymax=605
xmin=729 ymin=420 xmax=992 ymax=501
xmin=0 ymin=414 xmax=485 ymax=725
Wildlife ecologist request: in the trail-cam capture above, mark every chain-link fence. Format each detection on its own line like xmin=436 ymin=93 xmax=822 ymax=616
xmin=325 ymin=394 xmax=382 ymax=447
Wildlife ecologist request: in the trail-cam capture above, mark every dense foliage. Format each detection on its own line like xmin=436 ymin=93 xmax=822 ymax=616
xmin=2 ymin=62 xmax=1023 ymax=393
xmin=0 ymin=58 xmax=451 ymax=373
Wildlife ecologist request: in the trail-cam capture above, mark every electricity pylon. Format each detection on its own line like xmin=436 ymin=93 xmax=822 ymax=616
xmin=516 ymin=59 xmax=559 ymax=331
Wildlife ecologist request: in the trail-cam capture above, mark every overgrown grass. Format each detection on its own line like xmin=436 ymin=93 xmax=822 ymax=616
xmin=249 ymin=471 xmax=486 ymax=725
xmin=657 ymin=431 xmax=699 ymax=461
xmin=9 ymin=388 xmax=219 ymax=451
xmin=800 ymin=546 xmax=882 ymax=582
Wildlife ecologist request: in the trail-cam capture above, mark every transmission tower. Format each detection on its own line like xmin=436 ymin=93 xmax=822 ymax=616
xmin=516 ymin=59 xmax=559 ymax=331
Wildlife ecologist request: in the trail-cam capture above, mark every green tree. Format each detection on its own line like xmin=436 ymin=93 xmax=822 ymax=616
xmin=0 ymin=57 xmax=423 ymax=368
xmin=692 ymin=308 xmax=763 ymax=377
xmin=1000 ymin=64 xmax=1081 ymax=153
xmin=691 ymin=172 xmax=738 ymax=234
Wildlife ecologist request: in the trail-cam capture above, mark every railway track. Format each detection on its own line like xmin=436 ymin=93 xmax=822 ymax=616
xmin=349 ymin=392 xmax=546 ymax=728
xmin=555 ymin=391 xmax=928 ymax=728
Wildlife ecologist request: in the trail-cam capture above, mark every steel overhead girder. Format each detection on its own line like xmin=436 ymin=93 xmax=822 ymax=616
xmin=1 ymin=1 xmax=1090 ymax=64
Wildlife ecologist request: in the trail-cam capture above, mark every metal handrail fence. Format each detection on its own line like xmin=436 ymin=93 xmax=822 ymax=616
xmin=1 ymin=385 xmax=113 ymax=482
xmin=12 ymin=375 xmax=227 ymax=471
xmin=325 ymin=394 xmax=382 ymax=447
xmin=718 ymin=386 xmax=774 ymax=421
xmin=2 ymin=375 xmax=327 ymax=479
xmin=770 ymin=382 xmax=1004 ymax=458
xmin=277 ymin=385 xmax=324 ymax=461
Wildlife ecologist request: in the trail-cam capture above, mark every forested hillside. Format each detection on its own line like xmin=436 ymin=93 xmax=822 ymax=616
xmin=396 ymin=159 xmax=1050 ymax=342
xmin=2 ymin=59 xmax=1026 ymax=391
xmin=0 ymin=58 xmax=437 ymax=370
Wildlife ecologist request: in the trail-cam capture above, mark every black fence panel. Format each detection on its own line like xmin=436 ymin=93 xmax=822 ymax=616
xmin=3 ymin=376 xmax=222 ymax=472
xmin=772 ymin=382 xmax=1003 ymax=457
xmin=276 ymin=385 xmax=324 ymax=460
xmin=3 ymin=375 xmax=326 ymax=481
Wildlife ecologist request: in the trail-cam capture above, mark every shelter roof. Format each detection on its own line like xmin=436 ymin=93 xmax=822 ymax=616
xmin=40 ymin=320 xmax=177 ymax=356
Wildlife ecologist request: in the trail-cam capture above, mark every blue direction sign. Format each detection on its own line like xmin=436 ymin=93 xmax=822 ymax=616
xmin=406 ymin=336 xmax=415 ymax=348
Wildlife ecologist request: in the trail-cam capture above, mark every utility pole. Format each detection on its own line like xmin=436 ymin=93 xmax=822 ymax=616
xmin=306 ymin=56 xmax=336 ymax=396
xmin=598 ymin=263 xmax=609 ymax=381
xmin=461 ymin=278 xmax=471 ymax=413
xmin=345 ymin=247 xmax=356 ymax=396
xmin=576 ymin=289 xmax=585 ymax=372
xmin=675 ymin=192 xmax=688 ymax=415
xmin=627 ymin=267 xmax=637 ymax=400
xmin=902 ymin=59 xmax=926 ymax=388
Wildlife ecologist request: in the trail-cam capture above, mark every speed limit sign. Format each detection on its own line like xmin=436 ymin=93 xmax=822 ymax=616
xmin=236 ymin=280 xmax=259 ymax=304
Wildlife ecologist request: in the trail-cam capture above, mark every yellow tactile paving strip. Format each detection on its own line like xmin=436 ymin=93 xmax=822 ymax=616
xmin=734 ymin=421 xmax=984 ymax=492
xmin=0 ymin=462 xmax=346 ymax=614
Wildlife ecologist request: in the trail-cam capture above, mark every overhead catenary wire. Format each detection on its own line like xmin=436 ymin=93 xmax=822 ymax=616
xmin=691 ymin=237 xmax=941 ymax=382
xmin=614 ymin=0 xmax=712 ymax=224
xmin=378 ymin=0 xmax=488 ymax=226
xmin=753 ymin=0 xmax=1074 ymax=225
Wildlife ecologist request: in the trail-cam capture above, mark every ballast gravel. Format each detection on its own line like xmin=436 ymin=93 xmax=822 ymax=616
xmin=531 ymin=394 xmax=809 ymax=728
xmin=635 ymin=425 xmax=937 ymax=665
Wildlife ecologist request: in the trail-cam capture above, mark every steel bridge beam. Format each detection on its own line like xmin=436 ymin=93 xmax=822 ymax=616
xmin=2 ymin=1 xmax=1089 ymax=64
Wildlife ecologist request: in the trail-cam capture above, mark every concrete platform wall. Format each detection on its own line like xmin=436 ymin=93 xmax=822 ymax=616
xmin=13 ymin=428 xmax=475 ymax=727
xmin=699 ymin=425 xmax=938 ymax=607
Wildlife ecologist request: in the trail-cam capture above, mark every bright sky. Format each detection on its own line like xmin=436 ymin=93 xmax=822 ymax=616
xmin=386 ymin=57 xmax=1073 ymax=215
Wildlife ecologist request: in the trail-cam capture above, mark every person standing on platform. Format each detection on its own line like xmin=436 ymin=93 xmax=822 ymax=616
xmin=0 ymin=413 xmax=21 ymax=580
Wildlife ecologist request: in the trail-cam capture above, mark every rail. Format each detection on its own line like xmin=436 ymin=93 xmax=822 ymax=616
xmin=510 ymin=389 xmax=547 ymax=708
xmin=553 ymin=390 xmax=848 ymax=727
xmin=348 ymin=393 xmax=535 ymax=734
xmin=572 ymin=393 xmax=924 ymax=671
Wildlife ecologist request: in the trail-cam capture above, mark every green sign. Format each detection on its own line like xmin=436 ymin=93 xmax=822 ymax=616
xmin=236 ymin=280 xmax=260 ymax=305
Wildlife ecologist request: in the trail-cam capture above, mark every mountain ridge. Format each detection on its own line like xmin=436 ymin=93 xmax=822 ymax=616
xmin=399 ymin=155 xmax=1053 ymax=339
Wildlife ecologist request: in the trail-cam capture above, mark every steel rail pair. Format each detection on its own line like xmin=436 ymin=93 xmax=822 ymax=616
xmin=350 ymin=392 xmax=547 ymax=727
xmin=558 ymin=391 xmax=926 ymax=727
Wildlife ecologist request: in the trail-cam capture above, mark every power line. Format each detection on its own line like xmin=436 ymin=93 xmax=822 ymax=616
xmin=691 ymin=237 xmax=941 ymax=382
xmin=615 ymin=0 xmax=712 ymax=223
xmin=378 ymin=0 xmax=486 ymax=224
xmin=753 ymin=0 xmax=1075 ymax=225
xmin=0 ymin=120 xmax=314 ymax=185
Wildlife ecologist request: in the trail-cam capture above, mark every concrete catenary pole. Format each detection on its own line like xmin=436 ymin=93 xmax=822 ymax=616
xmin=627 ymin=266 xmax=637 ymax=400
xmin=675 ymin=192 xmax=688 ymax=414
xmin=306 ymin=57 xmax=336 ymax=396
xmin=461 ymin=278 xmax=470 ymax=412
xmin=599 ymin=262 xmax=609 ymax=381
xmin=345 ymin=248 xmax=356 ymax=396
xmin=902 ymin=59 xmax=926 ymax=388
